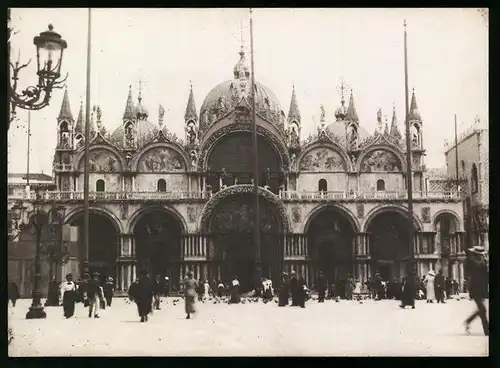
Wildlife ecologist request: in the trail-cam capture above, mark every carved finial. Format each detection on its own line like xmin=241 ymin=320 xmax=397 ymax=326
xmin=189 ymin=80 xmax=193 ymax=90
xmin=138 ymin=77 xmax=143 ymax=102
xmin=337 ymin=78 xmax=348 ymax=104
xmin=48 ymin=24 xmax=54 ymax=31
xmin=403 ymin=19 xmax=407 ymax=29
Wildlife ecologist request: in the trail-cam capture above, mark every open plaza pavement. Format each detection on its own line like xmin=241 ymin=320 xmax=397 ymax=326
xmin=8 ymin=295 xmax=488 ymax=357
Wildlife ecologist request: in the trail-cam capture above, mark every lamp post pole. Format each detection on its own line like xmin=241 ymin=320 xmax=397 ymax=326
xmin=26 ymin=190 xmax=47 ymax=319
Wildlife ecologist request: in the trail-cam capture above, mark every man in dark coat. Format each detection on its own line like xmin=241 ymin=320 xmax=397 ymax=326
xmin=464 ymin=246 xmax=489 ymax=336
xmin=278 ymin=273 xmax=290 ymax=307
xmin=315 ymin=271 xmax=327 ymax=303
xmin=374 ymin=273 xmax=383 ymax=300
xmin=103 ymin=277 xmax=115 ymax=307
xmin=434 ymin=269 xmax=446 ymax=303
xmin=296 ymin=273 xmax=307 ymax=308
xmin=399 ymin=271 xmax=417 ymax=309
xmin=129 ymin=269 xmax=154 ymax=322
xmin=8 ymin=282 xmax=19 ymax=307
xmin=289 ymin=271 xmax=299 ymax=306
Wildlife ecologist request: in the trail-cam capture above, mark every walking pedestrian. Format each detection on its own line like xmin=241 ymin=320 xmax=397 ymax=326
xmin=181 ymin=271 xmax=198 ymax=319
xmin=103 ymin=277 xmax=114 ymax=307
xmin=297 ymin=273 xmax=307 ymax=308
xmin=315 ymin=271 xmax=326 ymax=303
xmin=278 ymin=272 xmax=290 ymax=307
xmin=262 ymin=276 xmax=274 ymax=302
xmin=289 ymin=271 xmax=299 ymax=306
xmin=8 ymin=281 xmax=19 ymax=307
xmin=399 ymin=272 xmax=417 ymax=309
xmin=229 ymin=276 xmax=241 ymax=304
xmin=128 ymin=269 xmax=154 ymax=322
xmin=85 ymin=272 xmax=104 ymax=318
xmin=434 ymin=269 xmax=446 ymax=303
xmin=464 ymin=246 xmax=489 ymax=336
xmin=60 ymin=273 xmax=78 ymax=318
xmin=153 ymin=275 xmax=162 ymax=310
xmin=424 ymin=270 xmax=436 ymax=303
xmin=203 ymin=280 xmax=210 ymax=301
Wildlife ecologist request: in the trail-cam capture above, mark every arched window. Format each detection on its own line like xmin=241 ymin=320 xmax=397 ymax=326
xmin=471 ymin=164 xmax=478 ymax=193
xmin=318 ymin=179 xmax=327 ymax=192
xmin=96 ymin=179 xmax=105 ymax=192
xmin=157 ymin=179 xmax=167 ymax=192
xmin=376 ymin=179 xmax=385 ymax=191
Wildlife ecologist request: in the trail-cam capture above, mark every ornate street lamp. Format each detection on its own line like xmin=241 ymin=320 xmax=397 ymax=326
xmin=8 ymin=22 xmax=68 ymax=128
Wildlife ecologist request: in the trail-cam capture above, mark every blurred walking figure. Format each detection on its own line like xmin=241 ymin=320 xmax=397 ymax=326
xmin=434 ymin=269 xmax=446 ymax=303
xmin=229 ymin=276 xmax=241 ymax=304
xmin=85 ymin=272 xmax=104 ymax=318
xmin=181 ymin=271 xmax=198 ymax=319
xmin=315 ymin=271 xmax=326 ymax=303
xmin=464 ymin=246 xmax=489 ymax=336
xmin=399 ymin=271 xmax=417 ymax=309
xmin=153 ymin=275 xmax=162 ymax=310
xmin=203 ymin=280 xmax=210 ymax=300
xmin=424 ymin=270 xmax=436 ymax=303
xmin=8 ymin=281 xmax=19 ymax=307
xmin=278 ymin=272 xmax=290 ymax=307
xmin=60 ymin=273 xmax=78 ymax=318
xmin=103 ymin=277 xmax=114 ymax=307
xmin=345 ymin=274 xmax=355 ymax=300
xmin=129 ymin=269 xmax=154 ymax=323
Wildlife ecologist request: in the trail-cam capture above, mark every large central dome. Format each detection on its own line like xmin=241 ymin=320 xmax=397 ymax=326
xmin=198 ymin=47 xmax=286 ymax=133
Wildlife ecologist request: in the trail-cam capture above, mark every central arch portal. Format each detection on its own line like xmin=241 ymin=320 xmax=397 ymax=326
xmin=206 ymin=192 xmax=285 ymax=291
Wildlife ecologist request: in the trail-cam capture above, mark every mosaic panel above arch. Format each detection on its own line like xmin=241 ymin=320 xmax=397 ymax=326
xmin=299 ymin=147 xmax=347 ymax=171
xmin=78 ymin=148 xmax=123 ymax=173
xmin=359 ymin=149 xmax=402 ymax=172
xmin=137 ymin=147 xmax=186 ymax=173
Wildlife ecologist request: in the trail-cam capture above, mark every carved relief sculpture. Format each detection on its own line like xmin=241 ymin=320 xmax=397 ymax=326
xmin=357 ymin=203 xmax=364 ymax=218
xmin=120 ymin=204 xmax=128 ymax=220
xmin=290 ymin=152 xmax=297 ymax=171
xmin=187 ymin=206 xmax=197 ymax=223
xmin=421 ymin=207 xmax=431 ymax=223
xmin=139 ymin=147 xmax=184 ymax=172
xmin=189 ymin=150 xmax=198 ymax=170
xmin=299 ymin=148 xmax=345 ymax=171
xmin=186 ymin=121 xmax=198 ymax=146
xmin=360 ymin=150 xmax=401 ymax=172
xmin=84 ymin=150 xmax=120 ymax=173
xmin=125 ymin=124 xmax=135 ymax=148
xmin=292 ymin=207 xmax=301 ymax=223
xmin=289 ymin=124 xmax=300 ymax=147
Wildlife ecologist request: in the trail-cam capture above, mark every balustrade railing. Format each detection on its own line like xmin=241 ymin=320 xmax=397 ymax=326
xmin=53 ymin=163 xmax=73 ymax=171
xmin=279 ymin=190 xmax=461 ymax=200
xmin=8 ymin=188 xmax=461 ymax=202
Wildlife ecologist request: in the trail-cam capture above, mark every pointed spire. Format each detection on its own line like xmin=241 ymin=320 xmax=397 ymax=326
xmin=184 ymin=82 xmax=197 ymax=122
xmin=346 ymin=90 xmax=359 ymax=122
xmin=384 ymin=121 xmax=389 ymax=136
xmin=390 ymin=104 xmax=402 ymax=139
xmin=123 ymin=85 xmax=135 ymax=120
xmin=58 ymin=87 xmax=73 ymax=121
xmin=409 ymin=88 xmax=421 ymax=121
xmin=287 ymin=85 xmax=301 ymax=123
xmin=75 ymin=101 xmax=84 ymax=133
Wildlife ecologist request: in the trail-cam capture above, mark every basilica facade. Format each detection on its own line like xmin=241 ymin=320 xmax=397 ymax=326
xmin=15 ymin=47 xmax=467 ymax=292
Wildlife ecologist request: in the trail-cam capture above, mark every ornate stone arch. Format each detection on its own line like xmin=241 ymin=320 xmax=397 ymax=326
xmin=197 ymin=123 xmax=290 ymax=171
xmin=73 ymin=145 xmax=125 ymax=172
xmin=131 ymin=142 xmax=190 ymax=172
xmin=356 ymin=145 xmax=406 ymax=172
xmin=63 ymin=206 xmax=124 ymax=234
xmin=297 ymin=142 xmax=351 ymax=171
xmin=198 ymin=185 xmax=291 ymax=233
xmin=432 ymin=209 xmax=462 ymax=232
xmin=361 ymin=204 xmax=423 ymax=232
xmin=128 ymin=205 xmax=188 ymax=235
xmin=302 ymin=203 xmax=360 ymax=234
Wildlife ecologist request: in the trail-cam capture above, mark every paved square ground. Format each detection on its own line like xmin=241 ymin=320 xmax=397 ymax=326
xmin=8 ymin=296 xmax=488 ymax=356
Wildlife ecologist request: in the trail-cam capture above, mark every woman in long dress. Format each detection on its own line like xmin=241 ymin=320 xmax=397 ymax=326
xmin=60 ymin=273 xmax=78 ymax=319
xmin=425 ymin=270 xmax=436 ymax=303
xmin=182 ymin=271 xmax=198 ymax=319
xmin=229 ymin=277 xmax=241 ymax=304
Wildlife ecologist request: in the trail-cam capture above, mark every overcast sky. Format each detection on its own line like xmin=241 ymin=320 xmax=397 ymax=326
xmin=8 ymin=8 xmax=488 ymax=174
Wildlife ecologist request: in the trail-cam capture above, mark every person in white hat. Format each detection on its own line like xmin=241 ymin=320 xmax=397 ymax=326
xmin=424 ymin=270 xmax=436 ymax=303
xmin=464 ymin=246 xmax=489 ymax=336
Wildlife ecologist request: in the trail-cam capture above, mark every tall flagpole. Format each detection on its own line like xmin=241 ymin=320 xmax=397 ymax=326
xmin=403 ymin=20 xmax=415 ymax=274
xmin=249 ymin=8 xmax=262 ymax=286
xmin=82 ymin=8 xmax=92 ymax=277
xmin=454 ymin=114 xmax=460 ymax=191
xmin=26 ymin=111 xmax=31 ymax=191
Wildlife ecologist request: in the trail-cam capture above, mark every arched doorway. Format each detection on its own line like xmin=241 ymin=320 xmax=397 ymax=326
xmin=70 ymin=212 xmax=120 ymax=284
xmin=206 ymin=132 xmax=282 ymax=193
xmin=208 ymin=193 xmax=284 ymax=291
xmin=367 ymin=211 xmax=415 ymax=281
xmin=133 ymin=210 xmax=183 ymax=287
xmin=307 ymin=207 xmax=355 ymax=285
